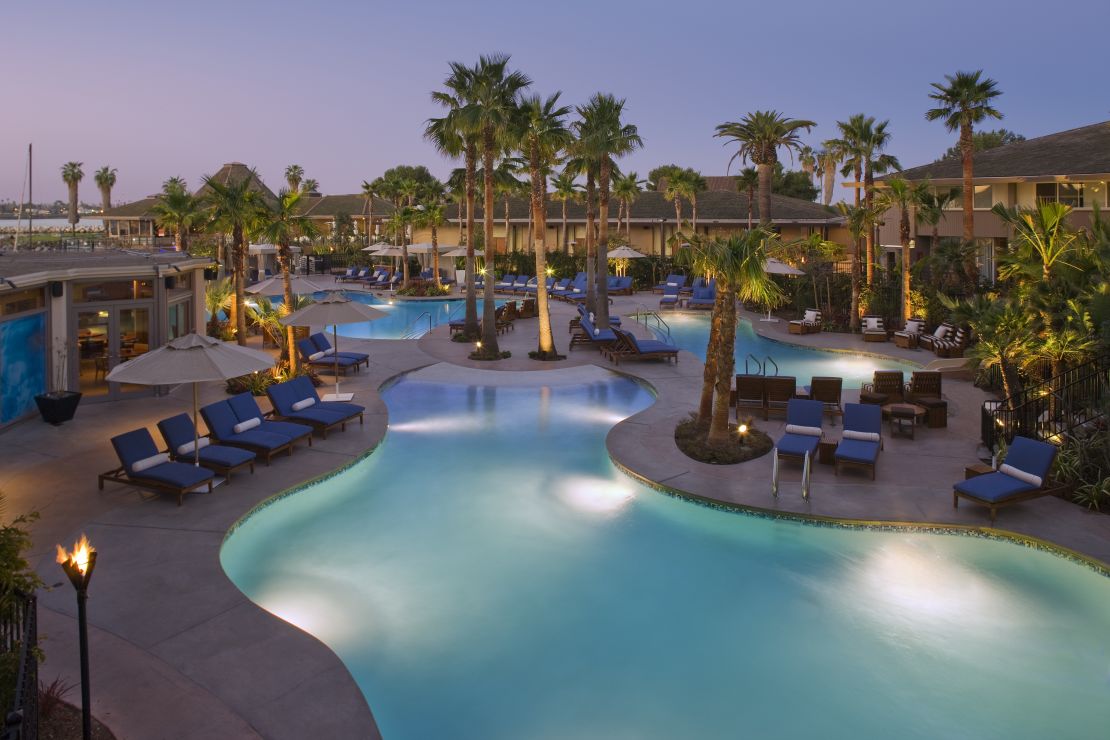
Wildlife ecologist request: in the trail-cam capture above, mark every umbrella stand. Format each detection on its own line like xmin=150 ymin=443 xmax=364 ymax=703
xmin=322 ymin=323 xmax=354 ymax=402
xmin=759 ymin=307 xmax=779 ymax=323
xmin=193 ymin=382 xmax=201 ymax=466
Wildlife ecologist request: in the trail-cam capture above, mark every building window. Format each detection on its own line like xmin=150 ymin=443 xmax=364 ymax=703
xmin=1036 ymin=182 xmax=1085 ymax=207
xmin=73 ymin=280 xmax=154 ymax=303
xmin=973 ymin=185 xmax=993 ymax=209
xmin=167 ymin=300 xmax=192 ymax=340
xmin=1 ymin=288 xmax=45 ymax=316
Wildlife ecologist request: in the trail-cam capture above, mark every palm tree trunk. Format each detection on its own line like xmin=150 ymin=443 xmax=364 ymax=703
xmin=561 ymin=199 xmax=568 ymax=254
xmin=175 ymin=228 xmax=184 ymax=252
xmin=747 ymin=187 xmax=754 ymax=230
xmin=757 ymin=163 xmax=773 ymax=226
xmin=961 ymin=123 xmax=979 ymax=283
xmin=232 ymin=224 xmax=247 ymax=346
xmin=67 ymin=183 xmax=79 ymax=232
xmin=464 ymin=142 xmax=479 ymax=338
xmin=698 ymin=288 xmax=726 ymax=425
xmin=900 ymin=205 xmax=912 ymax=322
xmin=280 ymin=242 xmax=296 ymax=369
xmin=691 ymin=193 xmax=698 ymax=232
xmin=100 ymin=186 xmax=111 ymax=233
xmin=626 ymin=198 xmax=633 ymax=240
xmin=504 ymin=195 xmax=512 ymax=253
xmin=595 ymin=156 xmax=612 ymax=328
xmin=480 ymin=129 xmax=500 ymax=355
xmin=530 ymin=151 xmax=556 ymax=358
xmin=822 ymin=165 xmax=835 ymax=207
xmin=708 ymin=286 xmax=737 ymax=444
xmin=864 ymin=164 xmax=875 ymax=286
xmin=432 ymin=223 xmax=441 ymax=287
xmin=585 ymin=171 xmax=597 ymax=313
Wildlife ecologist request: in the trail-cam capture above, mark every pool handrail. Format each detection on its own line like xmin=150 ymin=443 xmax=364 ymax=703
xmin=765 ymin=356 xmax=779 ymax=376
xmin=745 ymin=353 xmax=763 ymax=375
xmin=633 ymin=304 xmax=671 ymax=338
xmin=400 ymin=310 xmax=433 ymax=339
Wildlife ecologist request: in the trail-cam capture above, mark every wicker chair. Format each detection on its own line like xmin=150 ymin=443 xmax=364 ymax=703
xmin=860 ymin=371 xmax=905 ymax=405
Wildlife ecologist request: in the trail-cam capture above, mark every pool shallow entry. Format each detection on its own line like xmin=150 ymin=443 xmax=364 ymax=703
xmin=222 ymin=365 xmax=1110 ymax=739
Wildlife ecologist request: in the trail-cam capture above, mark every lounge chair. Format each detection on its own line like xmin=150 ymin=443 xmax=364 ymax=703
xmin=687 ymin=286 xmax=716 ymax=309
xmin=610 ymin=276 xmax=634 ymax=295
xmin=933 ymin=326 xmax=969 ymax=358
xmin=609 ymin=329 xmax=678 ymax=365
xmin=860 ymin=371 xmax=905 ymax=405
xmin=550 ymin=278 xmax=572 ymax=298
xmin=566 ymin=276 xmax=589 ymax=302
xmin=952 ymin=436 xmax=1059 ymax=523
xmin=512 ymin=276 xmax=534 ymax=294
xmin=570 ymin=304 xmax=621 ymax=333
xmin=734 ymin=374 xmax=766 ymax=419
xmin=570 ymin=312 xmax=619 ymax=354
xmin=775 ymin=399 xmax=825 ymax=464
xmin=199 ymin=399 xmax=300 ymax=464
xmin=919 ymin=322 xmax=954 ymax=353
xmin=861 ymin=315 xmax=887 ymax=342
xmin=904 ymin=371 xmax=942 ymax=403
xmin=227 ymin=393 xmax=314 ymax=446
xmin=156 ymin=414 xmax=256 ymax=480
xmin=267 ymin=378 xmax=364 ymax=439
xmin=517 ymin=298 xmax=537 ymax=318
xmin=297 ymin=338 xmax=364 ymax=375
xmin=363 ymin=270 xmax=392 ymax=288
xmin=337 ymin=267 xmax=366 ymax=283
xmin=893 ymin=317 xmax=926 ymax=348
xmin=806 ymin=376 xmax=843 ymax=422
xmin=788 ymin=308 xmax=822 ymax=335
xmin=659 ymin=284 xmax=681 ymax=309
xmin=495 ymin=274 xmax=517 ymax=291
xmin=834 ymin=403 xmax=883 ymax=479
xmin=764 ymin=376 xmax=798 ymax=420
xmin=99 ymin=428 xmax=215 ymax=505
xmin=309 ymin=332 xmax=369 ymax=368
xmin=653 ymin=274 xmax=686 ymax=295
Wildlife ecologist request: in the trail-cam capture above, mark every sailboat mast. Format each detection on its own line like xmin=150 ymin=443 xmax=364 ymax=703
xmin=28 ymin=144 xmax=33 ymax=244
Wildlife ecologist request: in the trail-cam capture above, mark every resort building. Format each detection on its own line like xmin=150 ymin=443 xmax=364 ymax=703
xmin=878 ymin=120 xmax=1110 ymax=280
xmin=0 ymin=249 xmax=209 ymax=428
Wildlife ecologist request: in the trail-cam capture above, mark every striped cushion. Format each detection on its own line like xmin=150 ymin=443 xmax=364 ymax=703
xmin=863 ymin=317 xmax=883 ymax=331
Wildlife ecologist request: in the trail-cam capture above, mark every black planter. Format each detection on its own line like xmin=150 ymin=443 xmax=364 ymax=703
xmin=34 ymin=391 xmax=83 ymax=426
xmin=203 ymin=267 xmax=219 ymax=281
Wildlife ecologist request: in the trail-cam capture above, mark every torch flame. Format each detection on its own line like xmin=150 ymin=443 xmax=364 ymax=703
xmin=56 ymin=534 xmax=94 ymax=575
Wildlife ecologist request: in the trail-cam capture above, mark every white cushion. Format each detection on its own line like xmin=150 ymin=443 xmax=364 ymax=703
xmin=132 ymin=452 xmax=169 ymax=472
xmin=308 ymin=351 xmax=325 ymax=361
xmin=233 ymin=417 xmax=261 ymax=434
xmin=804 ymin=310 xmax=819 ymax=323
xmin=933 ymin=325 xmax=949 ymax=339
xmin=905 ymin=320 xmax=925 ymax=334
xmin=322 ymin=348 xmax=335 ymax=357
xmin=291 ymin=398 xmax=316 ymax=411
xmin=593 ymin=328 xmax=600 ymax=336
xmin=785 ymin=424 xmax=822 ymax=437
xmin=863 ymin=317 xmax=881 ymax=331
xmin=843 ymin=430 xmax=881 ymax=443
xmin=176 ymin=437 xmax=211 ymax=456
xmin=999 ymin=463 xmax=1042 ymax=488
xmin=667 ymin=282 xmax=677 ymax=287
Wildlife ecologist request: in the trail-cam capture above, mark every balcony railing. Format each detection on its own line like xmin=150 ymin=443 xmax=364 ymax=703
xmin=2 ymin=591 xmax=38 ymax=740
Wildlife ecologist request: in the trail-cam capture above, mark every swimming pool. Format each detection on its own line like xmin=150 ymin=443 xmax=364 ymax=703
xmin=335 ymin=294 xmax=502 ymax=340
xmin=648 ymin=313 xmax=917 ymax=387
xmin=222 ymin=365 xmax=1110 ymax=739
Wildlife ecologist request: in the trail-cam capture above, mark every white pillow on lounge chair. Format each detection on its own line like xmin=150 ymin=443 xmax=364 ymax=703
xmin=999 ymin=463 xmax=1042 ymax=488
xmin=863 ymin=317 xmax=882 ymax=331
xmin=932 ymin=325 xmax=949 ymax=339
xmin=804 ymin=310 xmax=819 ymax=324
xmin=292 ymin=398 xmax=316 ymax=411
xmin=785 ymin=424 xmax=822 ymax=437
xmin=903 ymin=319 xmax=925 ymax=335
xmin=233 ymin=417 xmax=261 ymax=434
xmin=843 ymin=430 xmax=881 ymax=443
xmin=132 ymin=452 xmax=170 ymax=472
xmin=176 ymin=438 xmax=211 ymax=456
xmin=322 ymin=348 xmax=335 ymax=357
xmin=308 ymin=351 xmax=325 ymax=361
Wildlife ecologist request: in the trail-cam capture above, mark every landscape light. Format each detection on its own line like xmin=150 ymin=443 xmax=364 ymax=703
xmin=738 ymin=424 xmax=748 ymax=435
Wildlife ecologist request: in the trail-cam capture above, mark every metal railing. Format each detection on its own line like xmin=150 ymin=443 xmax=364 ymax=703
xmin=400 ymin=311 xmax=433 ymax=340
xmin=2 ymin=592 xmax=37 ymax=740
xmin=745 ymin=354 xmax=763 ymax=375
xmin=982 ymin=354 xmax=1110 ymax=450
xmin=633 ymin=305 xmax=671 ymax=338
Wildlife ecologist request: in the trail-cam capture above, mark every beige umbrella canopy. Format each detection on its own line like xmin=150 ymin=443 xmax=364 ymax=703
xmin=764 ymin=258 xmax=805 ymax=276
xmin=360 ymin=242 xmax=392 ymax=252
xmin=106 ymin=334 xmax=275 ymax=465
xmin=280 ymin=292 xmax=385 ymax=399
xmin=607 ymin=246 xmax=646 ymax=259
xmin=442 ymin=247 xmax=484 ymax=257
xmin=246 ymin=274 xmax=336 ymax=296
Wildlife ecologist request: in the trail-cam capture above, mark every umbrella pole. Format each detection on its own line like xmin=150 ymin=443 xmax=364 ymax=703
xmin=193 ymin=382 xmax=200 ymax=467
xmin=333 ymin=324 xmax=341 ymax=398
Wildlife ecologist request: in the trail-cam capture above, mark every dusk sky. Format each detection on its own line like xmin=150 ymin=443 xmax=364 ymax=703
xmin=5 ymin=0 xmax=1108 ymax=204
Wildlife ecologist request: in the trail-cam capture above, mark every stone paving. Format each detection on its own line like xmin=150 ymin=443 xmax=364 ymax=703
xmin=3 ymin=286 xmax=1109 ymax=739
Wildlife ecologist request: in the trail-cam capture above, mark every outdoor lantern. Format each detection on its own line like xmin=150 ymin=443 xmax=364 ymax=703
xmin=738 ymin=424 xmax=748 ymax=435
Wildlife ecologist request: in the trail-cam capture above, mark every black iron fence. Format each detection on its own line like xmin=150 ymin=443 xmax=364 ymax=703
xmin=2 ymin=592 xmax=37 ymax=740
xmin=982 ymin=354 xmax=1110 ymax=450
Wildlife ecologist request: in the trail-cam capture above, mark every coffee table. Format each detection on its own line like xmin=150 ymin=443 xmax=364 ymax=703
xmin=882 ymin=403 xmax=926 ymax=439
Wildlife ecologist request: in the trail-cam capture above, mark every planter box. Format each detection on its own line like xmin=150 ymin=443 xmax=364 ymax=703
xmin=34 ymin=391 xmax=82 ymax=426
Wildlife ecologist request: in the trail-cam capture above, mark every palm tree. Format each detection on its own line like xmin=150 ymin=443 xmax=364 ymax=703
xmin=254 ymin=189 xmax=319 ymax=368
xmin=464 ymin=54 xmax=532 ymax=356
xmin=612 ymin=171 xmax=645 ymax=240
xmin=663 ymin=167 xmax=693 ymax=243
xmin=798 ymin=145 xmax=817 ymax=186
xmin=284 ymin=165 xmax=304 ymax=193
xmin=61 ymin=162 xmax=84 ymax=235
xmin=837 ymin=202 xmax=884 ymax=330
xmin=301 ymin=178 xmax=320 ymax=193
xmin=736 ymin=168 xmax=759 ymax=229
xmin=833 ymin=115 xmax=900 ymax=284
xmin=966 ymin=300 xmax=1035 ymax=406
xmin=687 ymin=169 xmax=707 ymax=232
xmin=916 ymin=186 xmax=962 ymax=248
xmin=993 ymin=201 xmax=1078 ymax=283
xmin=94 ymin=166 xmax=117 ymax=231
xmin=715 ymin=111 xmax=815 ymax=226
xmin=516 ymin=92 xmax=572 ymax=359
xmin=202 ymin=172 xmax=263 ymax=345
xmin=416 ymin=202 xmax=446 ymax=287
xmin=576 ymin=93 xmax=643 ymax=329
xmin=815 ymin=143 xmax=840 ymax=207
xmin=359 ymin=180 xmax=377 ymax=246
xmin=877 ymin=177 xmax=928 ymax=321
xmin=151 ymin=178 xmax=203 ymax=252
xmin=550 ymin=169 xmax=581 ymax=252
xmin=926 ymin=70 xmax=1003 ymax=255
xmin=685 ymin=232 xmax=783 ymax=443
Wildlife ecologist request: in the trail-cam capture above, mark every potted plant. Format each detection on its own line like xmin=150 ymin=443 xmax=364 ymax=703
xmin=34 ymin=339 xmax=82 ymax=425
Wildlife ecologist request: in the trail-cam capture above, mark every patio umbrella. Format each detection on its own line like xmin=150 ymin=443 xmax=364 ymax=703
xmin=246 ymin=274 xmax=335 ymax=296
xmin=360 ymin=242 xmax=392 ymax=252
xmin=759 ymin=259 xmax=805 ymax=322
xmin=607 ymin=245 xmax=646 ymax=259
xmin=280 ymin=291 xmax=386 ymax=401
xmin=105 ymin=333 xmax=275 ymax=466
xmin=442 ymin=247 xmax=483 ymax=258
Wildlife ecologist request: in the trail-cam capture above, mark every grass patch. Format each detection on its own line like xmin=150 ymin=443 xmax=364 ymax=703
xmin=674 ymin=414 xmax=772 ymax=465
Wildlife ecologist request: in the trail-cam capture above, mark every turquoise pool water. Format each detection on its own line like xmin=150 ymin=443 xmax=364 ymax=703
xmin=222 ymin=366 xmax=1110 ymax=739
xmin=336 ymin=294 xmax=503 ymax=340
xmin=650 ymin=313 xmax=917 ymax=387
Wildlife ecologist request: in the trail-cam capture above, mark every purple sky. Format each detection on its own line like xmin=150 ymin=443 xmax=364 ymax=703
xmin=5 ymin=0 xmax=1109 ymax=205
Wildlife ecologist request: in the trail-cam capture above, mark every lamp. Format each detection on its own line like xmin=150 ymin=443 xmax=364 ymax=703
xmin=57 ymin=535 xmax=97 ymax=740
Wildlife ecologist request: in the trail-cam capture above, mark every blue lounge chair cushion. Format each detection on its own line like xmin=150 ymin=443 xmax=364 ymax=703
xmin=626 ymin=333 xmax=677 ymax=353
xmin=286 ymin=377 xmax=364 ymax=416
xmin=227 ymin=393 xmax=312 ymax=440
xmin=578 ymin=314 xmax=617 ymax=342
xmin=843 ymin=403 xmax=882 ymax=434
xmin=310 ymin=333 xmax=369 ymax=362
xmin=777 ymin=434 xmax=820 ymax=458
xmin=297 ymin=338 xmax=322 ymax=361
xmin=110 ymin=429 xmax=214 ymax=488
xmin=834 ymin=438 xmax=880 ymax=464
xmin=200 ymin=401 xmax=289 ymax=451
xmin=953 ymin=472 xmax=1038 ymax=502
xmin=999 ymin=436 xmax=1059 ymax=482
xmin=157 ymin=413 xmax=256 ymax=466
xmin=194 ymin=444 xmax=255 ymax=468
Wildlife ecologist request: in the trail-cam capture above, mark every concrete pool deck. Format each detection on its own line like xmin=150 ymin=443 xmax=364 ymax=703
xmin=3 ymin=289 xmax=1109 ymax=738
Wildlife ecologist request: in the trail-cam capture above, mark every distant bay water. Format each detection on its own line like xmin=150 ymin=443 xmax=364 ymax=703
xmin=0 ymin=217 xmax=101 ymax=231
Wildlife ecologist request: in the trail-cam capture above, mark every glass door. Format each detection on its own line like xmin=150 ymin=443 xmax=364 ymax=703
xmin=74 ymin=304 xmax=153 ymax=400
